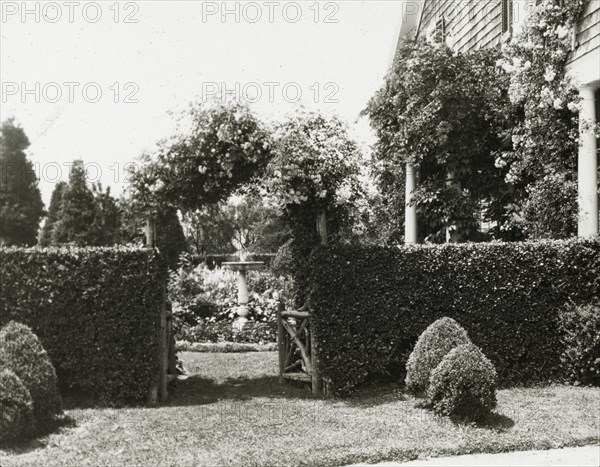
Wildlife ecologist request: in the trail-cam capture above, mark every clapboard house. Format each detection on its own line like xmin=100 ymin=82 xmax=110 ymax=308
xmin=391 ymin=0 xmax=599 ymax=241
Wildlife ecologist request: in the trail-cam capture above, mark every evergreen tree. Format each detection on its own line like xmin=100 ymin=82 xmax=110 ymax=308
xmin=0 ymin=120 xmax=45 ymax=246
xmin=51 ymin=160 xmax=97 ymax=245
xmin=39 ymin=181 xmax=67 ymax=247
xmin=91 ymin=183 xmax=121 ymax=245
xmin=119 ymin=196 xmax=187 ymax=269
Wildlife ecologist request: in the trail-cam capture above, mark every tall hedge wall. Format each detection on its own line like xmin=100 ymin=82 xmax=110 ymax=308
xmin=307 ymin=239 xmax=600 ymax=394
xmin=0 ymin=247 xmax=167 ymax=404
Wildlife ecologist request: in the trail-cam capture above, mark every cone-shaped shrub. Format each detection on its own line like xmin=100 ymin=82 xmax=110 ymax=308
xmin=0 ymin=321 xmax=62 ymax=426
xmin=427 ymin=343 xmax=497 ymax=421
xmin=0 ymin=369 xmax=35 ymax=442
xmin=405 ymin=317 xmax=470 ymax=394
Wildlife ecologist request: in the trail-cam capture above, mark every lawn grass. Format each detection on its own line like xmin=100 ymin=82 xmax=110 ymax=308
xmin=1 ymin=351 xmax=598 ymax=467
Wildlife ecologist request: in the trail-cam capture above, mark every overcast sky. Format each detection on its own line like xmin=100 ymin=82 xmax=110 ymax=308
xmin=1 ymin=0 xmax=403 ymax=204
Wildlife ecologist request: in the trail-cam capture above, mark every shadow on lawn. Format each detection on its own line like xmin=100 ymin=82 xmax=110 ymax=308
xmin=476 ymin=411 xmax=515 ymax=431
xmin=0 ymin=415 xmax=76 ymax=454
xmin=166 ymin=374 xmax=319 ymax=407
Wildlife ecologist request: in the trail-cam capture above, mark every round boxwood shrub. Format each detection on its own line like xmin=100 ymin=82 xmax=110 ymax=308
xmin=558 ymin=303 xmax=600 ymax=386
xmin=427 ymin=343 xmax=497 ymax=421
xmin=0 ymin=321 xmax=62 ymax=426
xmin=405 ymin=317 xmax=471 ymax=394
xmin=0 ymin=369 xmax=35 ymax=442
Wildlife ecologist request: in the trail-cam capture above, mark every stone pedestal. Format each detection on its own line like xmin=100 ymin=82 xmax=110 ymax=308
xmin=222 ymin=261 xmax=265 ymax=329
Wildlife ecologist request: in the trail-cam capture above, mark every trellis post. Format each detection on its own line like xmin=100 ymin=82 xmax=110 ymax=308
xmin=145 ymin=214 xmax=168 ymax=404
xmin=312 ymin=210 xmax=327 ymax=393
xmin=316 ymin=210 xmax=328 ymax=246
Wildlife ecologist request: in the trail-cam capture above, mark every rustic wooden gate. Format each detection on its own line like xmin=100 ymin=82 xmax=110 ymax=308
xmin=276 ymin=210 xmax=329 ymax=395
xmin=277 ymin=302 xmax=322 ymax=394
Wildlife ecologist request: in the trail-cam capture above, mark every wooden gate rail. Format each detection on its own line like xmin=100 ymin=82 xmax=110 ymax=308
xmin=277 ymin=302 xmax=322 ymax=394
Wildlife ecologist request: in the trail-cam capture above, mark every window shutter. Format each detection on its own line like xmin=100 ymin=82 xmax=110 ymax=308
xmin=502 ymin=0 xmax=513 ymax=35
xmin=435 ymin=17 xmax=446 ymax=43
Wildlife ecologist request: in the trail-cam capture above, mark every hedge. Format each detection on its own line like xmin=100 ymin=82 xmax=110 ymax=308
xmin=307 ymin=238 xmax=600 ymax=394
xmin=191 ymin=253 xmax=276 ymax=270
xmin=0 ymin=247 xmax=167 ymax=404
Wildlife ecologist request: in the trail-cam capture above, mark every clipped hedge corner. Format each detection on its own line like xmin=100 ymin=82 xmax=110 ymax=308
xmin=427 ymin=343 xmax=497 ymax=421
xmin=0 ymin=369 xmax=35 ymax=442
xmin=0 ymin=247 xmax=167 ymax=404
xmin=405 ymin=317 xmax=471 ymax=394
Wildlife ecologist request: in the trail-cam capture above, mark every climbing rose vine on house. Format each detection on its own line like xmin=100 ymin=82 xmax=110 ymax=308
xmin=496 ymin=0 xmax=597 ymax=238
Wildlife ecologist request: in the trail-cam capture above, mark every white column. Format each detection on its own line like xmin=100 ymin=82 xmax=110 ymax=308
xmin=405 ymin=163 xmax=418 ymax=244
xmin=577 ymin=87 xmax=598 ymax=237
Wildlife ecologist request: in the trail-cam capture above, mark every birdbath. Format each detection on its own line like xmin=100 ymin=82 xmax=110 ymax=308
xmin=222 ymin=261 xmax=265 ymax=329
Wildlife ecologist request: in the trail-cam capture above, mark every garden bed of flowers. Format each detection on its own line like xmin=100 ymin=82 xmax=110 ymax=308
xmin=169 ymin=255 xmax=289 ymax=346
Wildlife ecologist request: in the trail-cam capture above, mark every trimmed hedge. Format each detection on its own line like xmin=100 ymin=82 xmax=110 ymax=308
xmin=178 ymin=320 xmax=277 ymax=344
xmin=0 ymin=321 xmax=62 ymax=425
xmin=307 ymin=239 xmax=600 ymax=394
xmin=558 ymin=303 xmax=600 ymax=385
xmin=0 ymin=247 xmax=167 ymax=404
xmin=193 ymin=253 xmax=276 ymax=270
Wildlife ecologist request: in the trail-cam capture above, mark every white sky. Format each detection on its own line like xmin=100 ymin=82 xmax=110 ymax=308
xmin=1 ymin=0 xmax=403 ymax=205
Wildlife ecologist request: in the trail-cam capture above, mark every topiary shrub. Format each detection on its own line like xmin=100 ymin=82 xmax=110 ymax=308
xmin=0 ymin=322 xmax=62 ymax=427
xmin=558 ymin=303 xmax=600 ymax=386
xmin=272 ymin=239 xmax=295 ymax=278
xmin=405 ymin=317 xmax=471 ymax=394
xmin=427 ymin=343 xmax=497 ymax=422
xmin=0 ymin=369 xmax=35 ymax=442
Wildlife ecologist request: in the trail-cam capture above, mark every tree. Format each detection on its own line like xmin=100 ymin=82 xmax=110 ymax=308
xmin=180 ymin=193 xmax=290 ymax=256
xmin=42 ymin=170 xmax=122 ymax=247
xmin=91 ymin=183 xmax=121 ymax=245
xmin=261 ymin=109 xmax=363 ymax=303
xmin=128 ymin=100 xmax=272 ymax=214
xmin=262 ymin=109 xmax=363 ymax=234
xmin=180 ymin=203 xmax=236 ymax=256
xmin=155 ymin=207 xmax=188 ymax=270
xmin=119 ymin=195 xmax=187 ymax=270
xmin=0 ymin=119 xmax=44 ymax=246
xmin=51 ymin=160 xmax=97 ymax=245
xmin=40 ymin=181 xmax=67 ymax=247
xmin=126 ymin=100 xmax=272 ymax=265
xmin=364 ymin=41 xmax=512 ymax=242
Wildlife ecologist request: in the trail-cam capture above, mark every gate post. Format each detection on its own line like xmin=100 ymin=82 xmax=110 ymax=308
xmin=310 ymin=322 xmax=322 ymax=394
xmin=159 ymin=283 xmax=168 ymax=402
xmin=277 ymin=300 xmax=285 ymax=384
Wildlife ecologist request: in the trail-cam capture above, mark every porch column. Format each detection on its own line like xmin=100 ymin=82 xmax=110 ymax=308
xmin=405 ymin=163 xmax=417 ymax=244
xmin=577 ymin=87 xmax=598 ymax=237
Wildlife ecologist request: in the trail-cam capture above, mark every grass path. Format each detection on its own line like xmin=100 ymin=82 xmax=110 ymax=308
xmin=1 ymin=352 xmax=598 ymax=466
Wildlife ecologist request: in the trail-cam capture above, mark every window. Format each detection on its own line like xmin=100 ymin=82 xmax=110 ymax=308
xmin=502 ymin=0 xmax=513 ymax=36
xmin=426 ymin=16 xmax=446 ymax=44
